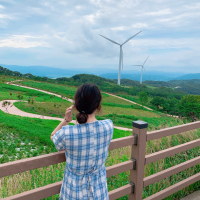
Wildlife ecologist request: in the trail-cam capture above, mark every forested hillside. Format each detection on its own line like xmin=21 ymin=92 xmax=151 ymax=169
xmin=169 ymin=79 xmax=200 ymax=94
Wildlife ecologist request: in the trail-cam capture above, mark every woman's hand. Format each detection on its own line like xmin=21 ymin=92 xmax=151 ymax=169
xmin=64 ymin=105 xmax=74 ymax=122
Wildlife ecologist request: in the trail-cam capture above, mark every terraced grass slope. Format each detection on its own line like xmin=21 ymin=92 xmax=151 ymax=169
xmin=1 ymin=78 xmax=200 ymax=200
xmin=9 ymin=80 xmax=182 ymax=129
xmin=1 ymin=110 xmax=200 ymax=200
xmin=0 ymin=84 xmax=62 ymax=102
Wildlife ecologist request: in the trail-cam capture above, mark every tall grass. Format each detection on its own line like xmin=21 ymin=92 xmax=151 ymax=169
xmin=1 ymin=124 xmax=200 ymax=200
xmin=0 ymin=84 xmax=62 ymax=102
xmin=1 ymin=80 xmax=200 ymax=199
xmin=17 ymin=80 xmax=77 ymax=99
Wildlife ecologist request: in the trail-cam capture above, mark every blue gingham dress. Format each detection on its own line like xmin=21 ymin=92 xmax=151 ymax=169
xmin=52 ymin=119 xmax=113 ymax=200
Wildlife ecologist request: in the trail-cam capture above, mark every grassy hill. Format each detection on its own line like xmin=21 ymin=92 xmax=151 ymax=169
xmin=0 ymin=83 xmax=199 ymax=199
xmin=1 ymin=74 xmax=200 ymax=199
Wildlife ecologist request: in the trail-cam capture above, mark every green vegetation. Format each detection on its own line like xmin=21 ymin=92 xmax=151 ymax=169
xmin=102 ymin=94 xmax=133 ymax=105
xmin=139 ymin=91 xmax=148 ymax=105
xmin=17 ymin=80 xmax=77 ymax=99
xmin=0 ymin=67 xmax=200 ymax=199
xmin=179 ymin=95 xmax=200 ymax=120
xmin=0 ymin=84 xmax=62 ymax=102
xmin=169 ymin=79 xmax=200 ymax=95
xmin=1 ymin=110 xmax=199 ymax=200
xmin=14 ymin=100 xmax=162 ymax=129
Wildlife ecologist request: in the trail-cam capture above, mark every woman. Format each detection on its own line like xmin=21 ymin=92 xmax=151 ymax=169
xmin=51 ymin=83 xmax=113 ymax=200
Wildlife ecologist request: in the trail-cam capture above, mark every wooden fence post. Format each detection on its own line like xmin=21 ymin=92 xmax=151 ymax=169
xmin=129 ymin=120 xmax=148 ymax=200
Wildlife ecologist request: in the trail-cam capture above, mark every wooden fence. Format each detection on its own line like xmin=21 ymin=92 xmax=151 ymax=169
xmin=1 ymin=120 xmax=200 ymax=200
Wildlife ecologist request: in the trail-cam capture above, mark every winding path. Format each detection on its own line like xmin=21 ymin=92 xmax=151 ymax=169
xmin=103 ymin=92 xmax=153 ymax=111
xmin=2 ymin=79 xmax=177 ymax=130
xmin=2 ymin=80 xmax=133 ymax=131
xmin=0 ymin=100 xmax=132 ymax=131
xmin=2 ymin=81 xmax=198 ymax=199
xmin=9 ymin=80 xmax=177 ymax=117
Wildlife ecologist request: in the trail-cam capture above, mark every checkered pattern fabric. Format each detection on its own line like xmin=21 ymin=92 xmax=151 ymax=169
xmin=52 ymin=119 xmax=113 ymax=200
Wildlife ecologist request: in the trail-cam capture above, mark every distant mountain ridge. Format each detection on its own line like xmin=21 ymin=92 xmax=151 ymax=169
xmin=1 ymin=64 xmax=200 ymax=95
xmin=173 ymin=73 xmax=200 ymax=80
xmin=100 ymin=73 xmax=174 ymax=81
xmin=100 ymin=73 xmax=200 ymax=82
xmin=1 ymin=64 xmax=188 ymax=81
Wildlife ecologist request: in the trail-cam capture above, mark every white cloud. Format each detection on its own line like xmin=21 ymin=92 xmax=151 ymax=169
xmin=0 ymin=35 xmax=50 ymax=48
xmin=130 ymin=38 xmax=200 ymax=50
xmin=59 ymin=1 xmax=67 ymax=6
xmin=111 ymin=23 xmax=147 ymax=31
xmin=0 ymin=5 xmax=5 ymax=9
xmin=0 ymin=14 xmax=12 ymax=19
xmin=132 ymin=23 xmax=148 ymax=28
xmin=145 ymin=9 xmax=171 ymax=16
xmin=110 ymin=26 xmax=127 ymax=31
xmin=0 ymin=0 xmax=199 ymax=71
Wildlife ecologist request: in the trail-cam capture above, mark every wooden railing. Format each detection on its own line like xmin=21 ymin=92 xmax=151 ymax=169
xmin=1 ymin=120 xmax=200 ymax=200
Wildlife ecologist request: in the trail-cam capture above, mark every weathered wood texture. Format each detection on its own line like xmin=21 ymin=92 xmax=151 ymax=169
xmin=145 ymin=139 xmax=200 ymax=165
xmin=0 ymin=135 xmax=136 ymax=178
xmin=129 ymin=121 xmax=148 ymax=200
xmin=2 ymin=182 xmax=133 ymax=200
xmin=144 ymin=156 xmax=200 ymax=187
xmin=147 ymin=121 xmax=200 ymax=141
xmin=143 ymin=172 xmax=200 ymax=200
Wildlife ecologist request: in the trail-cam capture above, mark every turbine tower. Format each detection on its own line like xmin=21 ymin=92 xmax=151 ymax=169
xmin=133 ymin=56 xmax=149 ymax=84
xmin=99 ymin=31 xmax=142 ymax=85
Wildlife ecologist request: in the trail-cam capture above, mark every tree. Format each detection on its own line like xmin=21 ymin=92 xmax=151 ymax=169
xmin=2 ymin=101 xmax=12 ymax=113
xmin=179 ymin=95 xmax=200 ymax=121
xmin=139 ymin=92 xmax=148 ymax=106
xmin=150 ymin=96 xmax=162 ymax=109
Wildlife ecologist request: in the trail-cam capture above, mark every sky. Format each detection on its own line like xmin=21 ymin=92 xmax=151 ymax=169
xmin=0 ymin=0 xmax=199 ymax=73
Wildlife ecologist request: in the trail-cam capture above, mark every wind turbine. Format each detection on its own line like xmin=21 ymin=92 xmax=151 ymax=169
xmin=133 ymin=56 xmax=149 ymax=84
xmin=99 ymin=31 xmax=142 ymax=85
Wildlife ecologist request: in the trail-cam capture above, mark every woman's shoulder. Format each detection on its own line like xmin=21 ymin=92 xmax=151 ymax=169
xmin=63 ymin=119 xmax=113 ymax=130
xmin=97 ymin=119 xmax=113 ymax=129
xmin=101 ymin=119 xmax=113 ymax=124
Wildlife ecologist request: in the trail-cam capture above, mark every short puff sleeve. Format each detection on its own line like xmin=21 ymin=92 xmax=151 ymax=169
xmin=52 ymin=128 xmax=66 ymax=151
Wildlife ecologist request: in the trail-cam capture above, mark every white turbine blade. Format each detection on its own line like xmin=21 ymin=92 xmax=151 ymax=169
xmin=122 ymin=30 xmax=142 ymax=45
xmin=99 ymin=34 xmax=120 ymax=45
xmin=143 ymin=56 xmax=149 ymax=66
xmin=121 ymin=48 xmax=123 ymax=70
xmin=143 ymin=66 xmax=147 ymax=74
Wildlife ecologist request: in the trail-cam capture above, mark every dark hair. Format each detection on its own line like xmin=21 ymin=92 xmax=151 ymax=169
xmin=74 ymin=83 xmax=102 ymax=124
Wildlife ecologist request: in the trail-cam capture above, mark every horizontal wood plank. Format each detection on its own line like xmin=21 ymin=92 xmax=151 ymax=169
xmin=143 ymin=172 xmax=200 ymax=200
xmin=108 ymin=135 xmax=136 ymax=151
xmin=106 ymin=160 xmax=134 ymax=177
xmin=147 ymin=121 xmax=200 ymax=141
xmin=2 ymin=181 xmax=62 ymax=200
xmin=145 ymin=139 xmax=200 ymax=165
xmin=108 ymin=184 xmax=132 ymax=200
xmin=144 ymin=156 xmax=200 ymax=187
xmin=0 ymin=151 xmax=66 ymax=178
xmin=0 ymin=136 xmax=136 ymax=178
xmin=1 ymin=161 xmax=134 ymax=199
xmin=2 ymin=182 xmax=132 ymax=200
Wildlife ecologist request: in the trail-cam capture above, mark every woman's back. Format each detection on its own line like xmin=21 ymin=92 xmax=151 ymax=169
xmin=51 ymin=83 xmax=113 ymax=199
xmin=52 ymin=119 xmax=113 ymax=199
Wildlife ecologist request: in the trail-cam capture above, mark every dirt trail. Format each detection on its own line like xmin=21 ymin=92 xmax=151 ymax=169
xmin=103 ymin=92 xmax=153 ymax=111
xmin=0 ymin=99 xmax=132 ymax=131
xmin=3 ymin=82 xmax=198 ymax=199
xmin=8 ymin=80 xmax=153 ymax=111
xmin=7 ymin=81 xmax=74 ymax=103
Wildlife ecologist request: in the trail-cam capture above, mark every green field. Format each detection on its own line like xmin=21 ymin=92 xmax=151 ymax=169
xmin=0 ymin=84 xmax=63 ymax=102
xmin=1 ymin=79 xmax=200 ymax=199
xmin=1 ymin=110 xmax=200 ymax=200
xmin=15 ymin=80 xmax=77 ymax=99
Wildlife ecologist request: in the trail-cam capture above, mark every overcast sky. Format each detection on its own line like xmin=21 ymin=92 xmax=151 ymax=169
xmin=0 ymin=0 xmax=199 ymax=73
